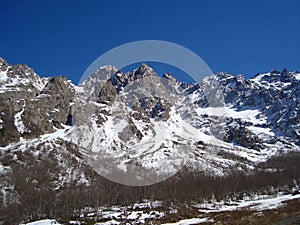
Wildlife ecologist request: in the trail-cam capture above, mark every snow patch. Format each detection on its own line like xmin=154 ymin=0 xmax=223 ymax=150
xmin=0 ymin=70 xmax=8 ymax=83
xmin=162 ymin=218 xmax=213 ymax=225
xmin=248 ymin=126 xmax=274 ymax=136
xmin=22 ymin=219 xmax=61 ymax=225
xmin=196 ymin=193 xmax=300 ymax=213
xmin=14 ymin=100 xmax=27 ymax=134
xmin=195 ymin=107 xmax=266 ymax=125
xmin=95 ymin=220 xmax=120 ymax=225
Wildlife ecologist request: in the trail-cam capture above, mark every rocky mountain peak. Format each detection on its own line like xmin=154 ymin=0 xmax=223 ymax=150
xmin=0 ymin=58 xmax=76 ymax=146
xmin=82 ymin=65 xmax=119 ymax=84
xmin=97 ymin=81 xmax=117 ymax=105
xmin=97 ymin=65 xmax=119 ymax=78
xmin=133 ymin=63 xmax=158 ymax=78
xmin=251 ymin=68 xmax=299 ymax=85
xmin=0 ymin=57 xmax=8 ymax=71
xmin=7 ymin=63 xmax=35 ymax=78
xmin=0 ymin=59 xmax=48 ymax=93
xmin=41 ymin=76 xmax=72 ymax=96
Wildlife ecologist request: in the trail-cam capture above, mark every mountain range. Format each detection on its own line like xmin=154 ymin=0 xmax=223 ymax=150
xmin=0 ymin=57 xmax=299 ymax=224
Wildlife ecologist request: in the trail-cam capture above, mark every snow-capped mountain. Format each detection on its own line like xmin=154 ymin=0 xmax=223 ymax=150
xmin=0 ymin=57 xmax=299 ymax=223
xmin=70 ymin=63 xmax=300 ymax=185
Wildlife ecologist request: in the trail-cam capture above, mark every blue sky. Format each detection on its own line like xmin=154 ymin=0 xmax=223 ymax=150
xmin=1 ymin=0 xmax=299 ymax=83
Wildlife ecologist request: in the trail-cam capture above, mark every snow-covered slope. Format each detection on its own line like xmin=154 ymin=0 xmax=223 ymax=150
xmin=1 ymin=58 xmax=299 ymax=184
xmin=64 ymin=64 xmax=299 ymax=185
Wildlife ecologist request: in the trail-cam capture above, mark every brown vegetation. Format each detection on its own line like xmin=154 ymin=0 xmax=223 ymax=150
xmin=1 ymin=148 xmax=300 ymax=225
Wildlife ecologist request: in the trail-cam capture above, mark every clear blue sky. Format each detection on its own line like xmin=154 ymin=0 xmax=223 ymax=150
xmin=1 ymin=0 xmax=299 ymax=83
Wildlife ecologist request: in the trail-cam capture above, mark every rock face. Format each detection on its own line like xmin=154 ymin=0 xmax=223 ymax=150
xmin=97 ymin=81 xmax=117 ymax=105
xmin=226 ymin=120 xmax=264 ymax=150
xmin=23 ymin=76 xmax=75 ymax=134
xmin=214 ymin=71 xmax=300 ymax=145
xmin=0 ymin=57 xmax=299 ymax=154
xmin=0 ymin=57 xmax=299 ymax=155
xmin=0 ymin=58 xmax=75 ymax=146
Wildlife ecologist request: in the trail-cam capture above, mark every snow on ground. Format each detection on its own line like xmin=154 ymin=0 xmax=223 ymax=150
xmin=0 ymin=70 xmax=8 ymax=83
xmin=95 ymin=220 xmax=120 ymax=225
xmin=22 ymin=219 xmax=61 ymax=225
xmin=132 ymin=200 xmax=162 ymax=209
xmin=40 ymin=125 xmax=71 ymax=141
xmin=0 ymin=126 xmax=70 ymax=153
xmin=162 ymin=218 xmax=213 ymax=225
xmin=14 ymin=100 xmax=27 ymax=134
xmin=72 ymin=200 xmax=166 ymax=224
xmin=247 ymin=126 xmax=274 ymax=137
xmin=196 ymin=193 xmax=300 ymax=213
xmin=195 ymin=107 xmax=266 ymax=125
xmin=294 ymin=73 xmax=300 ymax=80
xmin=0 ymin=66 xmax=48 ymax=94
xmin=250 ymin=73 xmax=270 ymax=84
xmin=99 ymin=207 xmax=165 ymax=222
xmin=19 ymin=194 xmax=300 ymax=225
